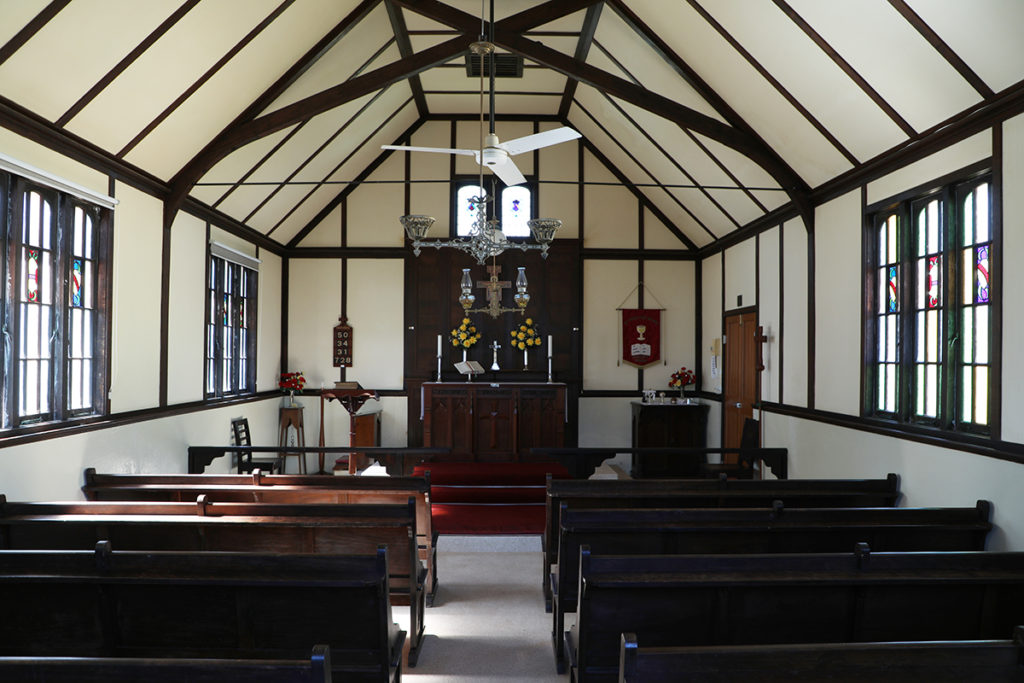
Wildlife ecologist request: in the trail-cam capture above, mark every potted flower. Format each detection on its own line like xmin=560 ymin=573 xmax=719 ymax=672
xmin=669 ymin=366 xmax=696 ymax=402
xmin=510 ymin=318 xmax=541 ymax=367
xmin=450 ymin=317 xmax=482 ymax=361
xmin=279 ymin=371 xmax=306 ymax=406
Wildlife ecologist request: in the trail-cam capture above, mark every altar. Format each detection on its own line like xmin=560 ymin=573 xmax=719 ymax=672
xmin=421 ymin=382 xmax=566 ymax=462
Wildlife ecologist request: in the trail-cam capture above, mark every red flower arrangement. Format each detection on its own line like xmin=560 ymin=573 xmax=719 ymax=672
xmin=279 ymin=371 xmax=306 ymax=392
xmin=668 ymin=366 xmax=696 ymax=389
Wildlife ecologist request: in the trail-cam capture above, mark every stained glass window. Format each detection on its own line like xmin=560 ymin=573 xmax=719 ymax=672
xmin=17 ymin=189 xmax=55 ymax=422
xmin=959 ymin=181 xmax=992 ymax=427
xmin=455 ymin=182 xmax=533 ymax=238
xmin=456 ymin=184 xmax=485 ymax=236
xmin=66 ymin=205 xmax=97 ymax=413
xmin=874 ymin=213 xmax=900 ymax=414
xmin=206 ymin=254 xmax=258 ymax=398
xmin=865 ymin=174 xmax=995 ymax=435
xmin=912 ymin=197 xmax=942 ymax=420
xmin=1 ymin=178 xmax=109 ymax=430
xmin=501 ymin=186 xmax=530 ymax=237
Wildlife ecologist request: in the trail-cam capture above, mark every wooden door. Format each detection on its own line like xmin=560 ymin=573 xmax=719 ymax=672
xmin=723 ymin=310 xmax=758 ymax=457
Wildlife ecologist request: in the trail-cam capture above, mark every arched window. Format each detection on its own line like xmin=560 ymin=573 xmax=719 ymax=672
xmin=455 ymin=182 xmax=533 ymax=237
xmin=456 ymin=184 xmax=485 ymax=236
xmin=501 ymin=185 xmax=531 ymax=237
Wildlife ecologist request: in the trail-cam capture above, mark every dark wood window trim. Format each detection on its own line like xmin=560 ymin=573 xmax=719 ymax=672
xmin=862 ymin=164 xmax=998 ymax=440
xmin=205 ymin=252 xmax=258 ymax=399
xmin=0 ymin=173 xmax=112 ymax=434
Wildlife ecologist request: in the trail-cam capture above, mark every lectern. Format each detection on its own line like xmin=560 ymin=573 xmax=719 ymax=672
xmin=319 ymin=385 xmax=379 ymax=475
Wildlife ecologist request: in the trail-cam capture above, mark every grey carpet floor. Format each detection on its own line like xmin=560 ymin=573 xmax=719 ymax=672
xmin=399 ymin=536 xmax=569 ymax=681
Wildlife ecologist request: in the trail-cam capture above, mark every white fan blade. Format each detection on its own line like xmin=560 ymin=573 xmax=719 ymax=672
xmin=490 ymin=158 xmax=527 ymax=186
xmin=381 ymin=144 xmax=476 ymax=157
xmin=499 ymin=127 xmax=581 ymax=156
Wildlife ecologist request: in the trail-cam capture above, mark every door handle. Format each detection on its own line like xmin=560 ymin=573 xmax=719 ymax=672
xmin=733 ymin=402 xmax=742 ymax=408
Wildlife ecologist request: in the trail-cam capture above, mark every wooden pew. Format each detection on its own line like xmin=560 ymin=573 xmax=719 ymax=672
xmin=0 ymin=645 xmax=332 ymax=682
xmin=0 ymin=497 xmax=428 ymax=666
xmin=569 ymin=546 xmax=1024 ymax=683
xmin=549 ymin=501 xmax=992 ymax=672
xmin=618 ymin=631 xmax=1024 ymax=683
xmin=82 ymin=468 xmax=438 ymax=604
xmin=0 ymin=543 xmax=403 ymax=683
xmin=543 ymin=473 xmax=901 ymax=608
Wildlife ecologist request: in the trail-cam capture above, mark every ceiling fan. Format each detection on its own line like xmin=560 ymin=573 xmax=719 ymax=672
xmin=381 ymin=2 xmax=580 ymax=186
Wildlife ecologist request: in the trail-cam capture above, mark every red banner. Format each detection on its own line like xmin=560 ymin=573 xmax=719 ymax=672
xmin=621 ymin=309 xmax=661 ymax=368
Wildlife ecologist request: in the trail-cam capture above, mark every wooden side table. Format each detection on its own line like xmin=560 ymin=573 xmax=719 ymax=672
xmin=278 ymin=406 xmax=306 ymax=474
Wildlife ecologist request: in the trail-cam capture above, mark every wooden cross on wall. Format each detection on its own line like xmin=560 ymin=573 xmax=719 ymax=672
xmin=477 ymin=265 xmax=510 ymax=307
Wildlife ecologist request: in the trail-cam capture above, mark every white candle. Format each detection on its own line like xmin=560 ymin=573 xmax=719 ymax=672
xmin=437 ymin=334 xmax=442 ymax=357
xmin=548 ymin=335 xmax=553 ymax=359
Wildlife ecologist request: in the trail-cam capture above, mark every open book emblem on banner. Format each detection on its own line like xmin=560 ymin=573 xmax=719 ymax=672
xmin=621 ymin=308 xmax=661 ymax=368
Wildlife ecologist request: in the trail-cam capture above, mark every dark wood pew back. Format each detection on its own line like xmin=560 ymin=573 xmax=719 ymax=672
xmin=0 ymin=544 xmax=403 ymax=683
xmin=619 ymin=631 xmax=1024 ymax=683
xmin=571 ymin=547 xmax=1024 ymax=683
xmin=0 ymin=646 xmax=332 ymax=683
xmin=81 ymin=469 xmax=437 ymax=602
xmin=543 ymin=474 xmax=901 ymax=605
xmin=0 ymin=497 xmax=426 ymax=665
xmin=548 ymin=501 xmax=991 ymax=672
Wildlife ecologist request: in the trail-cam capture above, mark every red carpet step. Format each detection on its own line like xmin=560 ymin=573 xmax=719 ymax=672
xmin=413 ymin=462 xmax=571 ymax=535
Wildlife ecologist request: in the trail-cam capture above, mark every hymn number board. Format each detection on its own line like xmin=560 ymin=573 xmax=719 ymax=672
xmin=333 ymin=318 xmax=353 ymax=367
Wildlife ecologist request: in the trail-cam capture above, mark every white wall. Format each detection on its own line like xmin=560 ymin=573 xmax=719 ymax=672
xmin=735 ymin=121 xmax=1024 ymax=551
xmin=0 ymin=128 xmax=285 ymax=499
xmin=813 ymin=190 xmax=862 ymax=415
xmin=766 ymin=413 xmax=1024 ymax=550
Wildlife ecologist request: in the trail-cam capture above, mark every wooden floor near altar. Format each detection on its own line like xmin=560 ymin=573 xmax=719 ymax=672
xmin=397 ymin=535 xmax=568 ymax=682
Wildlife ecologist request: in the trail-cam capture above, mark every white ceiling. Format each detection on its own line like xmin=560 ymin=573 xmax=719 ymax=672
xmin=0 ymin=0 xmax=1019 ymax=251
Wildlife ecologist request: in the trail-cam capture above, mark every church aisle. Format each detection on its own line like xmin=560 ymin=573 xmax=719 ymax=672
xmin=399 ymin=537 xmax=567 ymax=682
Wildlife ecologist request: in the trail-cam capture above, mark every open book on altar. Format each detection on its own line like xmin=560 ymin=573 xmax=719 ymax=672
xmin=455 ymin=360 xmax=485 ymax=376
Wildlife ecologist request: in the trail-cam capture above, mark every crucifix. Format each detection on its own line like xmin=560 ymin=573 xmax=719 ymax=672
xmin=490 ymin=340 xmax=501 ymax=371
xmin=477 ymin=264 xmax=511 ymax=313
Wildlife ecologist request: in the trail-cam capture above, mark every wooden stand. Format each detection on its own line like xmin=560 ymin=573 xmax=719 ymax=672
xmin=319 ymin=386 xmax=379 ymax=475
xmin=630 ymin=400 xmax=709 ymax=477
xmin=278 ymin=406 xmax=306 ymax=474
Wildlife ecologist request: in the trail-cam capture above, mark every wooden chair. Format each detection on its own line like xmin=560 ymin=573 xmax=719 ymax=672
xmin=231 ymin=418 xmax=282 ymax=474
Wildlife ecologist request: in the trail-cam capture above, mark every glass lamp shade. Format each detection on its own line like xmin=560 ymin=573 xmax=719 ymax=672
xmin=528 ymin=218 xmax=561 ymax=243
xmin=514 ymin=266 xmax=530 ymax=309
xmin=400 ymin=214 xmax=435 ymax=241
xmin=459 ymin=268 xmax=476 ymax=310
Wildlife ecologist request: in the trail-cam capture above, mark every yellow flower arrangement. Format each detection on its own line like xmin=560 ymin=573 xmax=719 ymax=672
xmin=510 ymin=317 xmax=542 ymax=351
xmin=450 ymin=317 xmax=482 ymax=349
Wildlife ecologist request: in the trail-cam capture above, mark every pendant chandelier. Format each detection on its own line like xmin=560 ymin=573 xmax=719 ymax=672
xmin=396 ymin=6 xmax=565 ymax=265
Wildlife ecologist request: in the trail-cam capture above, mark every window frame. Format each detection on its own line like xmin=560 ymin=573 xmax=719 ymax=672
xmin=862 ymin=165 xmax=998 ymax=439
xmin=451 ymin=176 xmax=537 ymax=239
xmin=0 ymin=174 xmax=112 ymax=431
xmin=204 ymin=251 xmax=258 ymax=399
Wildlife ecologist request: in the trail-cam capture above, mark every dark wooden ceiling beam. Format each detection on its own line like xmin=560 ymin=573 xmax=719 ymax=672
xmin=558 ymin=2 xmax=602 ymax=118
xmin=286 ymin=118 xmax=427 ymax=248
xmin=267 ymin=95 xmax=414 ymax=239
xmin=682 ymin=0 xmax=858 ymax=167
xmin=0 ymin=0 xmax=72 ymax=66
xmin=492 ymin=31 xmax=811 ymax=222
xmin=589 ymin=38 xmax=769 ymax=216
xmin=385 ymin=0 xmax=429 ymax=116
xmin=56 ymin=0 xmax=202 ymax=128
xmin=886 ymin=0 xmax=994 ymax=99
xmin=392 ymin=0 xmax=602 ymax=37
xmin=576 ymin=134 xmax=698 ymax=251
xmin=772 ymin=0 xmax=916 ymax=137
xmin=117 ymin=0 xmax=296 ymax=158
xmin=572 ymin=97 xmax=715 ymax=244
xmin=163 ymin=34 xmax=471 ymax=230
